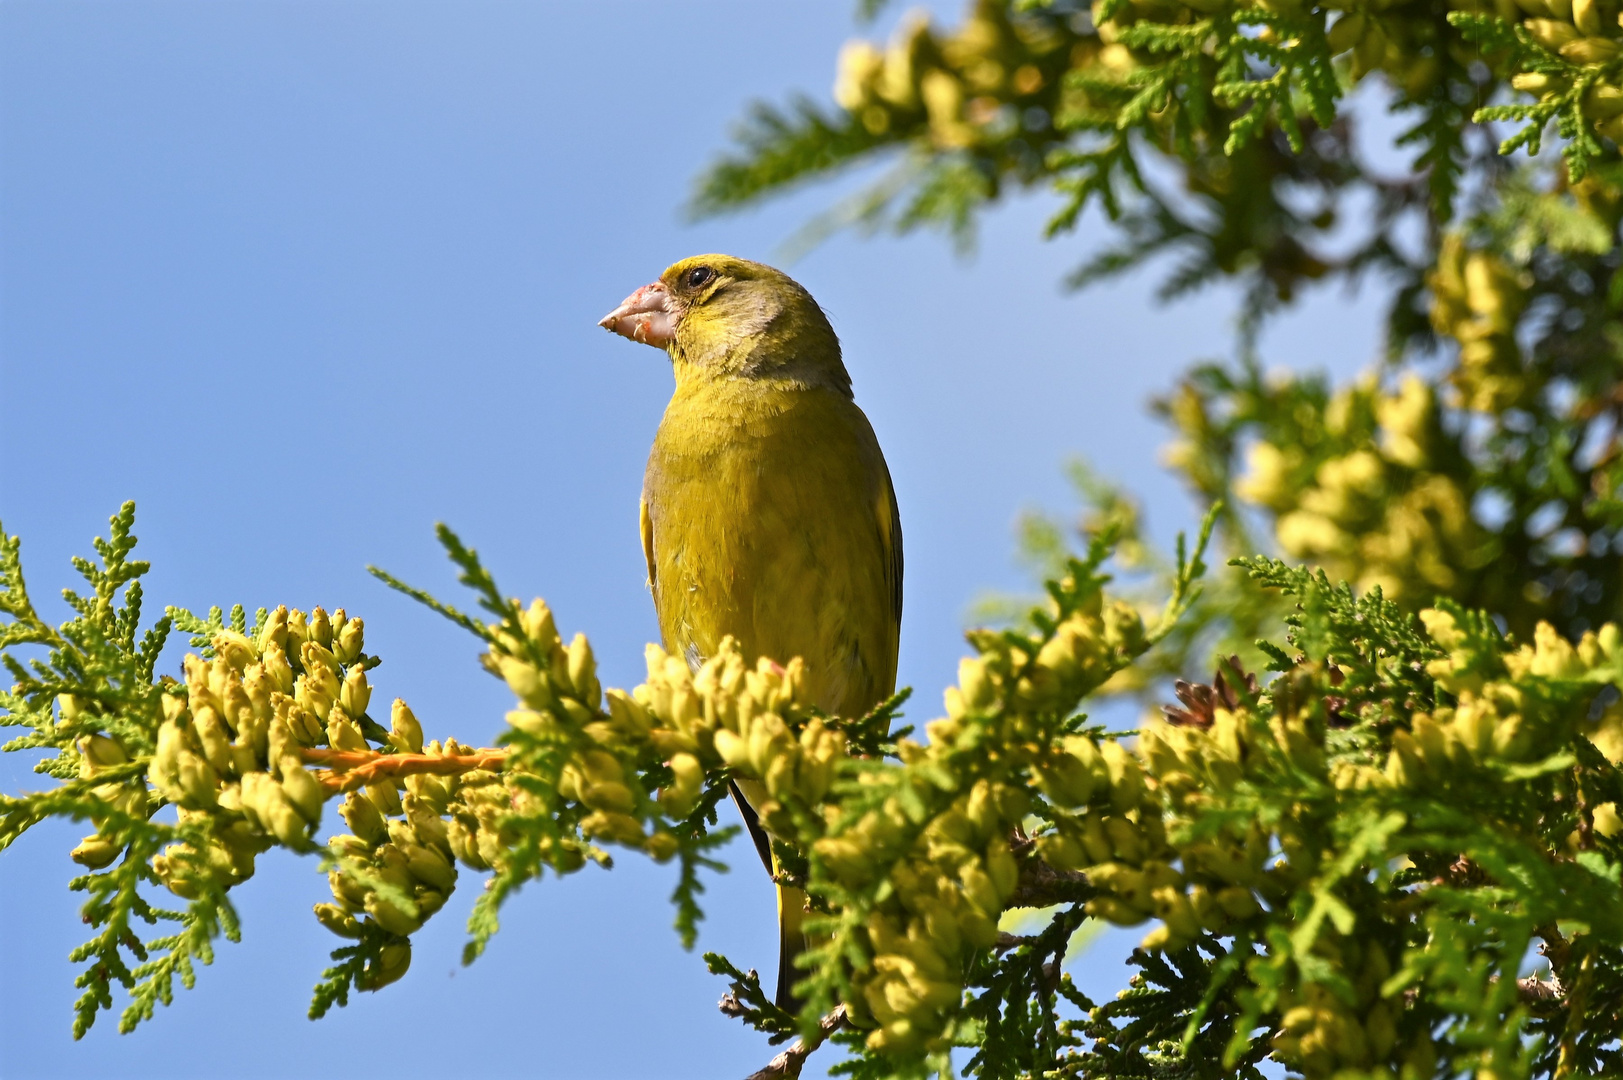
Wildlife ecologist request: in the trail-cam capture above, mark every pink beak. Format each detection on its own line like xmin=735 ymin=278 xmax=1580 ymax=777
xmin=598 ymin=281 xmax=677 ymax=348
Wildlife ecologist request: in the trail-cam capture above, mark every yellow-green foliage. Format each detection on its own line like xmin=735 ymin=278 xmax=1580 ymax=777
xmin=697 ymin=0 xmax=1623 ymax=653
xmin=12 ymin=500 xmax=1623 ymax=1079
xmin=18 ymin=2 xmax=1623 ymax=1077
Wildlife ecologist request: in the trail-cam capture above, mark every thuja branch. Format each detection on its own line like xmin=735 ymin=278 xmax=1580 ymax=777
xmin=301 ymin=746 xmax=509 ymax=793
xmin=742 ymin=1005 xmax=851 ymax=1080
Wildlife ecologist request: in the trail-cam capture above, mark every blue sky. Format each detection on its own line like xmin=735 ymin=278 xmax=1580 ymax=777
xmin=0 ymin=3 xmax=1390 ymax=1077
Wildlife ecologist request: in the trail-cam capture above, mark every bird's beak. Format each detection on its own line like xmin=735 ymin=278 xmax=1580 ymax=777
xmin=598 ymin=281 xmax=677 ymax=348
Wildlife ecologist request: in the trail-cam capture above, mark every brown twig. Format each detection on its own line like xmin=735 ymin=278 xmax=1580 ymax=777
xmin=1517 ymin=974 xmax=1562 ymax=1005
xmin=742 ymin=1006 xmax=850 ymax=1080
xmin=1008 ymin=836 xmax=1095 ymax=909
xmin=996 ymin=931 xmax=1037 ymax=952
xmin=301 ymin=746 xmax=508 ymax=793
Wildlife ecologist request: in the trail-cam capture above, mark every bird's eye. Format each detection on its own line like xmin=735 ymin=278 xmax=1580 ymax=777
xmin=684 ymin=266 xmax=716 ymax=289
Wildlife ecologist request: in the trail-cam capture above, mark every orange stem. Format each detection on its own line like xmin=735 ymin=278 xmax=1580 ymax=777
xmin=301 ymin=746 xmax=509 ymax=793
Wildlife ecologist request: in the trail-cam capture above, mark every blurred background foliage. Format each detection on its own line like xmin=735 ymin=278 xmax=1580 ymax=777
xmin=697 ymin=0 xmax=1623 ymax=691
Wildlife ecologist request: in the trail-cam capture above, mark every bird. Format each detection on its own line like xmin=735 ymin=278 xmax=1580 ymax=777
xmin=598 ymin=254 xmax=902 ymax=1011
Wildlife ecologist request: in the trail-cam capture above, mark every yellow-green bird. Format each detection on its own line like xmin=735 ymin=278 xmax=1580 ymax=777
xmin=599 ymin=254 xmax=902 ymax=1009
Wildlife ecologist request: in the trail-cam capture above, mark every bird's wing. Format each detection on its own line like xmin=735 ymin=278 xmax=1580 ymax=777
xmin=878 ymin=463 xmax=904 ymax=635
xmin=639 ymin=497 xmax=657 ymax=593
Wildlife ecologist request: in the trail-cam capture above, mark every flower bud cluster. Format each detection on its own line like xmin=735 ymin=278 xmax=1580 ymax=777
xmin=830 ymin=777 xmax=1030 ymax=1055
xmin=493 ymin=591 xmax=868 ymax=872
xmin=133 ymin=606 xmax=474 ymax=971
xmin=494 ymin=599 xmax=673 ymax=864
xmin=1117 ymin=699 xmax=1439 ymax=1077
xmin=784 ymin=585 xmax=1151 ymax=1056
xmin=1393 ymin=608 xmax=1623 ymax=793
xmin=935 ymin=600 xmax=1147 ymax=735
xmin=144 ymin=608 xmax=374 ymax=893
xmin=68 ymin=732 xmax=149 ymax=870
xmin=833 ymin=3 xmax=1081 ymax=148
xmin=1429 ymin=234 xmax=1533 ymax=413
xmin=1485 ymin=0 xmax=1623 ymax=142
xmin=1113 ymin=604 xmax=1623 ymax=1077
xmin=1231 ymin=374 xmax=1490 ymax=606
xmin=316 ymin=710 xmax=510 ymax=982
xmin=1268 ymin=936 xmax=1427 ymax=1075
xmin=322 ymin=762 xmax=460 ymax=939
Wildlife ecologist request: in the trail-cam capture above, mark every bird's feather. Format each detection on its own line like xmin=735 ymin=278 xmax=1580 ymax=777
xmin=628 ymin=254 xmax=902 ymax=1012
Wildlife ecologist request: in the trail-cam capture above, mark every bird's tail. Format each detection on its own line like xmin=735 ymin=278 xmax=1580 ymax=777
xmin=729 ymin=778 xmax=809 ymax=1012
xmin=776 ymin=882 xmax=808 ymax=1013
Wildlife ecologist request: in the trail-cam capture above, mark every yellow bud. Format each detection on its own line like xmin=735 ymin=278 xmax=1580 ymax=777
xmin=389 ymin=699 xmax=423 ymax=753
xmin=364 ymin=887 xmax=424 ymax=936
xmin=447 ymin=817 xmax=490 ymax=870
xmin=403 ymin=842 xmax=458 ymax=892
xmin=308 ymin=606 xmax=333 ymax=648
xmin=664 ymin=753 xmax=705 ymax=817
xmin=327 ymin=708 xmax=368 ymax=753
xmin=1100 ymin=740 xmax=1146 ymax=812
xmin=506 ymin=708 xmax=559 ymax=740
xmin=1214 ymin=885 xmax=1261 ymax=919
xmin=814 ymin=836 xmax=875 ymax=885
xmin=314 ymin=902 xmax=364 ymax=939
xmin=581 ymin=779 xmax=637 ymax=815
xmin=258 ymin=606 xmax=290 ymax=654
xmin=212 ymin=629 xmax=256 ymax=672
xmin=278 ymin=757 xmax=326 ymax=823
xmin=985 ymin=839 xmax=1019 ymax=899
xmin=71 ymin=833 xmax=123 ymax=869
xmin=339 ymin=791 xmax=388 ymax=845
xmin=566 ymin=633 xmax=599 ymax=703
xmin=260 ymin=643 xmax=294 ymax=695
xmin=193 ymin=706 xmax=234 ymax=775
xmin=958 ymin=861 xmax=1002 ymax=918
xmin=643 ymin=830 xmax=680 ymax=863
xmin=1035 ymin=744 xmax=1096 ymax=808
xmin=605 ymin=689 xmax=652 ymax=737
xmin=359 ymin=942 xmax=412 ymax=991
xmin=1562 ymin=35 xmax=1621 ymax=63
xmin=1102 ymin=600 xmax=1145 ymax=654
xmin=579 ymin=810 xmax=645 ymax=846
xmin=520 ymin=598 xmax=558 ymax=647
xmin=403 ymin=772 xmax=451 ymax=815
xmin=1037 ymin=831 xmax=1086 ymax=872
xmin=246 ymin=770 xmax=309 ymax=847
xmin=834 ymin=40 xmax=884 ymax=111
xmin=1085 ymin=896 xmax=1150 ymax=924
xmin=498 ymin=655 xmax=552 ymax=709
xmin=340 ymin=669 xmax=371 ymax=718
xmin=334 ymin=615 xmax=365 ymax=664
xmin=712 ymin=728 xmax=750 ymax=770
xmin=1326 ymin=11 xmax=1366 ymax=52
xmin=160 ymin=692 xmax=188 ymax=726
xmin=286 ymin=608 xmax=310 ymax=648
xmin=1079 ymin=815 xmax=1114 ymax=864
xmin=176 ymin=748 xmax=220 ymax=810
xmin=1525 ymin=16 xmax=1579 ymax=49
xmin=295 ymin=667 xmax=339 ymax=721
xmin=958 ymin=656 xmax=994 ymax=708
xmin=1512 ymin=71 xmax=1563 ymax=95
xmin=80 ymin=734 xmax=129 ymax=769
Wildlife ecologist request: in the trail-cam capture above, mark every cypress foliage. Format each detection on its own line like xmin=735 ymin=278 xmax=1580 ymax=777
xmin=13 ymin=1 xmax=1623 ymax=1075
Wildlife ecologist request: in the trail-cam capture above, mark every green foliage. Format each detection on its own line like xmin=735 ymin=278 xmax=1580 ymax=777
xmin=15 ymin=488 xmax=1623 ymax=1079
xmin=0 ymin=505 xmax=230 ymax=1039
xmin=18 ymin=2 xmax=1623 ymax=1077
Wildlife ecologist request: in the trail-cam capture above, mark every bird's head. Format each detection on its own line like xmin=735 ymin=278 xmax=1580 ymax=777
xmin=598 ymin=255 xmax=849 ymax=394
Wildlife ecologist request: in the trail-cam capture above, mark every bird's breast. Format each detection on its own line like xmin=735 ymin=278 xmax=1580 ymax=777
xmin=643 ymin=381 xmax=896 ymax=716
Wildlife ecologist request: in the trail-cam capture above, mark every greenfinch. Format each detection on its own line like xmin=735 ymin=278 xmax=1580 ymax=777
xmin=600 ymin=255 xmax=903 ymax=1009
